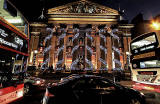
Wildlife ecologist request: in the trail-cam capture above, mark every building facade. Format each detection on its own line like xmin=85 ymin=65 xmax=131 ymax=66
xmin=29 ymin=0 xmax=133 ymax=73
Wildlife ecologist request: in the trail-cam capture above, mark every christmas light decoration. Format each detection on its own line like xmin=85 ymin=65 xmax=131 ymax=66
xmin=86 ymin=45 xmax=93 ymax=54
xmin=99 ymin=58 xmax=107 ymax=66
xmin=44 ymin=28 xmax=53 ymax=43
xmin=72 ymin=33 xmax=79 ymax=42
xmin=71 ymin=45 xmax=79 ymax=55
xmin=42 ymin=28 xmax=53 ymax=69
xmin=56 ymin=59 xmax=64 ymax=66
xmin=113 ymin=59 xmax=122 ymax=67
xmin=43 ymin=45 xmax=52 ymax=55
xmin=109 ymin=29 xmax=119 ymax=41
xmin=58 ymin=28 xmax=66 ymax=44
xmin=113 ymin=68 xmax=122 ymax=70
xmin=112 ymin=46 xmax=120 ymax=55
xmin=100 ymin=45 xmax=107 ymax=54
xmin=99 ymin=29 xmax=106 ymax=42
xmin=58 ymin=33 xmax=66 ymax=41
xmin=86 ymin=32 xmax=93 ymax=41
xmin=71 ymin=59 xmax=79 ymax=70
xmin=41 ymin=58 xmax=50 ymax=69
xmin=72 ymin=28 xmax=80 ymax=42
xmin=85 ymin=58 xmax=93 ymax=70
xmin=56 ymin=68 xmax=64 ymax=70
xmin=73 ymin=28 xmax=79 ymax=33
xmin=57 ymin=45 xmax=64 ymax=56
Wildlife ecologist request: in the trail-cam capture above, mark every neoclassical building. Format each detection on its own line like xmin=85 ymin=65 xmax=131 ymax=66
xmin=29 ymin=0 xmax=133 ymax=73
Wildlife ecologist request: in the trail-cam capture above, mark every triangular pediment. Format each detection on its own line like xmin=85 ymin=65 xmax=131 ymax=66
xmin=48 ymin=0 xmax=119 ymax=15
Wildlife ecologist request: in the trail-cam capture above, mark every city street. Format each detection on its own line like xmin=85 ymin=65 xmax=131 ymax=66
xmin=9 ymin=76 xmax=160 ymax=104
xmin=1 ymin=0 xmax=160 ymax=104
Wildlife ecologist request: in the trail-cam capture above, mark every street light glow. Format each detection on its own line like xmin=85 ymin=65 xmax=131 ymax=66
xmin=151 ymin=21 xmax=160 ymax=30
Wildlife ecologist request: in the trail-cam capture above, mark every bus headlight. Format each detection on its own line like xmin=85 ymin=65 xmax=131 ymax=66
xmin=17 ymin=91 xmax=23 ymax=97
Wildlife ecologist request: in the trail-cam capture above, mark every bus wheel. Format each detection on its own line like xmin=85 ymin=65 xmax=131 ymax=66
xmin=130 ymin=99 xmax=141 ymax=104
xmin=24 ymin=83 xmax=31 ymax=95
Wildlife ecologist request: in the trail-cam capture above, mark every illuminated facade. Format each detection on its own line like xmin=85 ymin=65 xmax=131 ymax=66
xmin=29 ymin=0 xmax=133 ymax=73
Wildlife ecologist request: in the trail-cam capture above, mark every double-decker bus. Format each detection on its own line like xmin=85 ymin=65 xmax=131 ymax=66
xmin=0 ymin=0 xmax=29 ymax=103
xmin=130 ymin=31 xmax=160 ymax=92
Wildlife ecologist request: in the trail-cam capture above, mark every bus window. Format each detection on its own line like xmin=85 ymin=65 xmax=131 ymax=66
xmin=132 ymin=59 xmax=160 ymax=69
xmin=131 ymin=35 xmax=157 ymax=50
xmin=130 ymin=32 xmax=158 ymax=54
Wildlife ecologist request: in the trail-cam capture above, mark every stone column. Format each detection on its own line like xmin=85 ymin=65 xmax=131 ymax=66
xmin=56 ymin=27 xmax=66 ymax=70
xmin=106 ymin=36 xmax=112 ymax=73
xmin=49 ymin=35 xmax=56 ymax=68
xmin=96 ymin=36 xmax=101 ymax=71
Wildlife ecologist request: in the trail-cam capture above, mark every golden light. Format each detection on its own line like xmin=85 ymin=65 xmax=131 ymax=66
xmin=151 ymin=21 xmax=160 ymax=30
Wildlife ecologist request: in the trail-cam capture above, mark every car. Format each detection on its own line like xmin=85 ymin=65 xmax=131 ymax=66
xmin=24 ymin=73 xmax=45 ymax=95
xmin=42 ymin=75 xmax=146 ymax=104
xmin=60 ymin=74 xmax=80 ymax=82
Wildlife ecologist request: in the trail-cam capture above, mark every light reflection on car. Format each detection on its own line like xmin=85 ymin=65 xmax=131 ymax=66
xmin=42 ymin=75 xmax=146 ymax=104
xmin=24 ymin=73 xmax=45 ymax=95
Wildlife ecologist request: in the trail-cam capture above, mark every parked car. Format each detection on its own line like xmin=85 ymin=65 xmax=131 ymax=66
xmin=24 ymin=73 xmax=45 ymax=95
xmin=42 ymin=75 xmax=146 ymax=104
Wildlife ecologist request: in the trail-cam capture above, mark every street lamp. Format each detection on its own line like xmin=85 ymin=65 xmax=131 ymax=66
xmin=151 ymin=21 xmax=160 ymax=30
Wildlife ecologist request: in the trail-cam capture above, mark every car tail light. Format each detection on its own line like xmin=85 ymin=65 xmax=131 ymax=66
xmin=45 ymin=88 xmax=54 ymax=97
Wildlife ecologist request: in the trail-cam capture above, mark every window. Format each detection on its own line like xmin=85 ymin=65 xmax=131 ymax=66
xmin=131 ymin=34 xmax=157 ymax=50
xmin=132 ymin=59 xmax=160 ymax=69
xmin=89 ymin=78 xmax=115 ymax=91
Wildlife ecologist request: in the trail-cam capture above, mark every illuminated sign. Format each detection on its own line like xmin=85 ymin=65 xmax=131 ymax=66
xmin=133 ymin=52 xmax=155 ymax=59
xmin=0 ymin=23 xmax=28 ymax=54
xmin=138 ymin=71 xmax=157 ymax=75
xmin=0 ymin=28 xmax=8 ymax=37
xmin=140 ymin=45 xmax=155 ymax=51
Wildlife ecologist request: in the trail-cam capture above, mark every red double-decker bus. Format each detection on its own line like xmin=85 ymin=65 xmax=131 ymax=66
xmin=0 ymin=10 xmax=29 ymax=104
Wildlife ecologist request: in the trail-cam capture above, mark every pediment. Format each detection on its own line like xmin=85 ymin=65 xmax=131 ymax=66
xmin=48 ymin=0 xmax=119 ymax=15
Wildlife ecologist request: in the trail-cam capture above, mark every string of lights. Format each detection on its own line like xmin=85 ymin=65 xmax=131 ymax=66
xmin=85 ymin=58 xmax=93 ymax=70
xmin=99 ymin=57 xmax=107 ymax=66
xmin=71 ymin=45 xmax=79 ymax=55
xmin=100 ymin=45 xmax=107 ymax=54
xmin=41 ymin=58 xmax=50 ymax=69
xmin=86 ymin=32 xmax=93 ymax=41
xmin=113 ymin=58 xmax=122 ymax=67
xmin=86 ymin=45 xmax=93 ymax=54
xmin=56 ymin=59 xmax=64 ymax=67
xmin=44 ymin=28 xmax=53 ymax=43
xmin=109 ymin=29 xmax=119 ymax=41
xmin=112 ymin=46 xmax=120 ymax=55
xmin=43 ymin=45 xmax=52 ymax=55
xmin=72 ymin=33 xmax=79 ymax=42
xmin=57 ymin=45 xmax=64 ymax=56
xmin=71 ymin=59 xmax=79 ymax=70
xmin=42 ymin=27 xmax=53 ymax=69
xmin=72 ymin=28 xmax=80 ymax=42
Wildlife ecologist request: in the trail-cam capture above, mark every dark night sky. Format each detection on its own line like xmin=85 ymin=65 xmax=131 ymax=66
xmin=9 ymin=0 xmax=160 ymax=22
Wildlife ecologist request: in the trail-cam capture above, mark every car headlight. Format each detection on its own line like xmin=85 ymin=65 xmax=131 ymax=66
xmin=36 ymin=80 xmax=41 ymax=84
xmin=140 ymin=92 xmax=144 ymax=96
xmin=17 ymin=90 xmax=23 ymax=97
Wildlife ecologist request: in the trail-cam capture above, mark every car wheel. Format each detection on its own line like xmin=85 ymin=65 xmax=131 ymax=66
xmin=130 ymin=99 xmax=141 ymax=104
xmin=24 ymin=83 xmax=31 ymax=95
